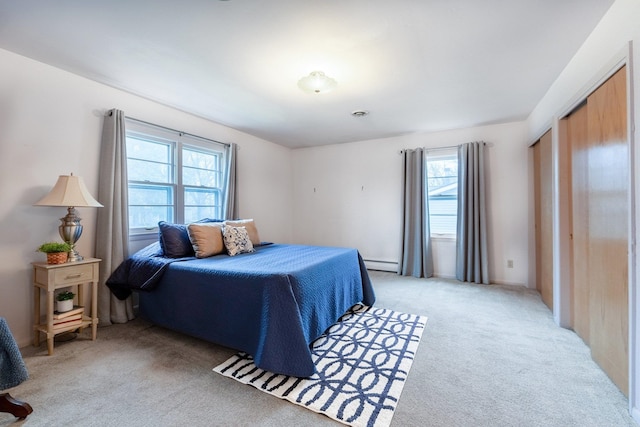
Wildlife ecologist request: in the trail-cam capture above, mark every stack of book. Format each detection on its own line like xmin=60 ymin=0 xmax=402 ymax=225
xmin=52 ymin=306 xmax=84 ymax=330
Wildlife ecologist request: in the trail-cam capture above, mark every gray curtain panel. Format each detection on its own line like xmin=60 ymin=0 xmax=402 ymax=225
xmin=456 ymin=141 xmax=489 ymax=284
xmin=223 ymin=142 xmax=238 ymax=220
xmin=398 ymin=148 xmax=434 ymax=278
xmin=95 ymin=109 xmax=135 ymax=325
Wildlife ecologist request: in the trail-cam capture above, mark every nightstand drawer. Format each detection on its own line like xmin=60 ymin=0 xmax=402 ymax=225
xmin=53 ymin=264 xmax=95 ymax=285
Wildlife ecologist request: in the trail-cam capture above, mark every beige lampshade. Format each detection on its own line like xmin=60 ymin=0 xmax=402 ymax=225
xmin=34 ymin=174 xmax=103 ymax=207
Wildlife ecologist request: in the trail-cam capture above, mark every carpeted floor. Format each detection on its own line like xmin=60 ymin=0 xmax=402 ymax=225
xmin=1 ymin=272 xmax=636 ymax=426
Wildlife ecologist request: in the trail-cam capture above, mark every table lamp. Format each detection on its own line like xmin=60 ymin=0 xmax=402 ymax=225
xmin=34 ymin=173 xmax=103 ymax=262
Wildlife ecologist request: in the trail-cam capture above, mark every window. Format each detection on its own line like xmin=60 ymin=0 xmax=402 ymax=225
xmin=426 ymin=149 xmax=458 ymax=236
xmin=125 ymin=120 xmax=227 ymax=234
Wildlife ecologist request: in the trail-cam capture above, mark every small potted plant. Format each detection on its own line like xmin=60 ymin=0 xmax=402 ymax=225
xmin=56 ymin=290 xmax=75 ymax=312
xmin=36 ymin=242 xmax=72 ymax=264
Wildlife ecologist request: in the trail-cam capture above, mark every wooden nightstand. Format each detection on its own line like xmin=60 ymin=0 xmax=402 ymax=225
xmin=32 ymin=258 xmax=101 ymax=355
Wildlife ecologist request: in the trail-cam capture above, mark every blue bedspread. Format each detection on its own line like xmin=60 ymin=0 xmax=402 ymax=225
xmin=106 ymin=242 xmax=189 ymax=300
xmin=123 ymin=243 xmax=375 ymax=377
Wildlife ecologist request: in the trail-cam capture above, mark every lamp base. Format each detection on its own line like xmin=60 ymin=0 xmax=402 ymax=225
xmin=67 ymin=249 xmax=83 ymax=262
xmin=59 ymin=207 xmax=84 ymax=262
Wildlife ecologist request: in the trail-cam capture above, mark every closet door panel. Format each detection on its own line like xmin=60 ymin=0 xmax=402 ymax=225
xmin=568 ymin=104 xmax=589 ymax=343
xmin=534 ymin=130 xmax=553 ymax=310
xmin=587 ymin=66 xmax=628 ymax=395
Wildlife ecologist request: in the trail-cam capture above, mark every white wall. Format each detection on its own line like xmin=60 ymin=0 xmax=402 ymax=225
xmin=527 ymin=0 xmax=639 ymax=142
xmin=291 ymin=121 xmax=529 ymax=286
xmin=524 ymin=0 xmax=640 ymax=419
xmin=0 ymin=48 xmax=293 ymax=347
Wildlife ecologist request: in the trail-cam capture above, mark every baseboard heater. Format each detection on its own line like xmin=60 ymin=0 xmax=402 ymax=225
xmin=363 ymin=259 xmax=398 ymax=272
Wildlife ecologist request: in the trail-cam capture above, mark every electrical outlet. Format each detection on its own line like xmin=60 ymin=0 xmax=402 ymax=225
xmin=507 ymin=259 xmax=514 ymax=268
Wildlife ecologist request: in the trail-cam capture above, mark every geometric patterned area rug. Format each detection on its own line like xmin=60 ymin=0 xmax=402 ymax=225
xmin=213 ymin=304 xmax=427 ymax=427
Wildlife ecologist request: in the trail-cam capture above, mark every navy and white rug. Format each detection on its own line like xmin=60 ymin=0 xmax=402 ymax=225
xmin=213 ymin=304 xmax=427 ymax=427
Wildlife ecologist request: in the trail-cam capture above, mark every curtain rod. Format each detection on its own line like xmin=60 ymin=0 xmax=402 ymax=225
xmin=399 ymin=141 xmax=489 ymax=155
xmin=124 ymin=115 xmax=230 ymax=148
xmin=399 ymin=144 xmax=458 ymax=155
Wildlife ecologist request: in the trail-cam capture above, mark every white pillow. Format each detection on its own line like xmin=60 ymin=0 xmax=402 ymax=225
xmin=223 ymin=225 xmax=255 ymax=256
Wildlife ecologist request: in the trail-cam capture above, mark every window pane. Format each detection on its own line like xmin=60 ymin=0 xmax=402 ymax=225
xmin=427 ymin=152 xmax=458 ymax=235
xmin=129 ymin=206 xmax=174 ymax=229
xmin=184 ymin=207 xmax=220 ymax=224
xmin=126 ymin=136 xmax=173 ymax=183
xmin=184 ymin=188 xmax=220 ymax=223
xmin=184 ymin=187 xmax=219 ymax=206
xmin=183 ymin=167 xmax=219 ymax=187
xmin=183 ymin=147 xmax=220 ymax=187
xmin=128 ymin=184 xmax=174 ymax=228
xmin=127 ymin=158 xmax=172 ymax=183
xmin=129 ymin=185 xmax=173 ymax=205
xmin=127 ymin=136 xmax=171 ymax=163
xmin=429 ymin=197 xmax=457 ymax=234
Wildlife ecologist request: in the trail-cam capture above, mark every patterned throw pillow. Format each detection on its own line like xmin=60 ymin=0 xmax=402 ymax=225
xmin=223 ymin=225 xmax=255 ymax=256
xmin=224 ymin=219 xmax=261 ymax=246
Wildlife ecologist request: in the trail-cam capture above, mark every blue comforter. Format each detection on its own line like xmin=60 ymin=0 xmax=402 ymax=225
xmin=108 ymin=243 xmax=375 ymax=377
xmin=106 ymin=242 xmax=189 ymax=300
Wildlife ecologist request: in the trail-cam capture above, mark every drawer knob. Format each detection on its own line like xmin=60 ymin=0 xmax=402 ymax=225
xmin=65 ymin=273 xmax=83 ymax=279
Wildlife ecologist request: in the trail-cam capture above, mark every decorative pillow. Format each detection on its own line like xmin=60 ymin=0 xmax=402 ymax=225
xmin=158 ymin=221 xmax=193 ymax=258
xmin=224 ymin=219 xmax=261 ymax=246
xmin=187 ymin=222 xmax=225 ymax=258
xmin=158 ymin=219 xmax=223 ymax=258
xmin=223 ymin=225 xmax=255 ymax=256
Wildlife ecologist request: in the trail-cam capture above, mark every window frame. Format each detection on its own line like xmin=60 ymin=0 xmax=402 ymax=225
xmin=426 ymin=148 xmax=458 ymax=238
xmin=125 ymin=120 xmax=227 ymax=237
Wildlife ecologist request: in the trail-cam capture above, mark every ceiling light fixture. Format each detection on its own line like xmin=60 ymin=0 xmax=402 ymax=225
xmin=297 ymin=71 xmax=337 ymax=94
xmin=351 ymin=110 xmax=369 ymax=117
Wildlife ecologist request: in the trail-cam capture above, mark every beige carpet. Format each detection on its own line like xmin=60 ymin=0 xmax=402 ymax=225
xmin=1 ymin=272 xmax=636 ymax=426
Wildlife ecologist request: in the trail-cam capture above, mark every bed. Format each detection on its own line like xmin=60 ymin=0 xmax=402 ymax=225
xmin=107 ymin=233 xmax=375 ymax=378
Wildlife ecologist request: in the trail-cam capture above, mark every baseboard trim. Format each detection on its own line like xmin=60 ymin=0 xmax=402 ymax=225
xmin=363 ymin=260 xmax=397 ymax=272
xmin=490 ymin=279 xmax=527 ymax=287
xmin=433 ymin=273 xmax=456 ymax=280
xmin=631 ymin=405 xmax=640 ymax=424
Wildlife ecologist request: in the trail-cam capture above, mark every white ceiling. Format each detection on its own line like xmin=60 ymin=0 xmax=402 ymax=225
xmin=0 ymin=0 xmax=615 ymax=148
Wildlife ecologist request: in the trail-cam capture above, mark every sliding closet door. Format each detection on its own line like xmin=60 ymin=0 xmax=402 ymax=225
xmin=567 ymin=103 xmax=589 ymax=344
xmin=587 ymin=66 xmax=628 ymax=395
xmin=533 ymin=130 xmax=553 ymax=310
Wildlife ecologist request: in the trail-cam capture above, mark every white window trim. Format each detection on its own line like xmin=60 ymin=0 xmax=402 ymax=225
xmin=426 ymin=148 xmax=458 ymax=238
xmin=431 ymin=233 xmax=456 ymax=241
xmin=125 ymin=119 xmax=227 ymax=236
